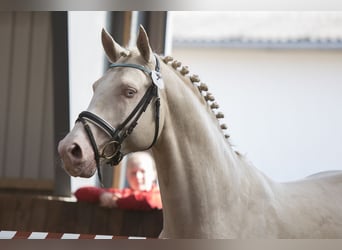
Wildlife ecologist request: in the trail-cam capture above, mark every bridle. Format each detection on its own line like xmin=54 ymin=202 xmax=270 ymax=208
xmin=76 ymin=55 xmax=162 ymax=184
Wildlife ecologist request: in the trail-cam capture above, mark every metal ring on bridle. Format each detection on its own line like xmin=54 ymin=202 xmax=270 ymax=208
xmin=101 ymin=140 xmax=121 ymax=160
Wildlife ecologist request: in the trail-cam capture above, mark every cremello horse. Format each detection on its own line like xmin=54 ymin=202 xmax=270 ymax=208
xmin=58 ymin=26 xmax=342 ymax=238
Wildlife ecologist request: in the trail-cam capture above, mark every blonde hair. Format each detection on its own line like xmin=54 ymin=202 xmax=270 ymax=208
xmin=119 ymin=151 xmax=157 ymax=189
xmin=125 ymin=151 xmax=156 ymax=171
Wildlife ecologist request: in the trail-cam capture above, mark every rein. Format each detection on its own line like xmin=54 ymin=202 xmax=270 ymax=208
xmin=76 ymin=55 xmax=162 ymax=185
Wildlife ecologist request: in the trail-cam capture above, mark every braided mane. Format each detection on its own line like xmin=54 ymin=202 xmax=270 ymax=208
xmin=161 ymin=55 xmax=231 ymax=142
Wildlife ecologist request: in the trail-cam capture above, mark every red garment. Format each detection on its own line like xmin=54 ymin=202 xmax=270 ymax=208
xmin=74 ymin=186 xmax=162 ymax=211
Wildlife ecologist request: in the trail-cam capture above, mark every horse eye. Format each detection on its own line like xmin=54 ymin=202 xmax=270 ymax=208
xmin=124 ymin=88 xmax=136 ymax=98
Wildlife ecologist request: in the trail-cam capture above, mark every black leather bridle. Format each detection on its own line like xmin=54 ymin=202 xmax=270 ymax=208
xmin=76 ymin=55 xmax=162 ymax=184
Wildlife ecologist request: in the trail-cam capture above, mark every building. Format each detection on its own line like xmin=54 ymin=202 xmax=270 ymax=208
xmin=171 ymin=12 xmax=342 ymax=181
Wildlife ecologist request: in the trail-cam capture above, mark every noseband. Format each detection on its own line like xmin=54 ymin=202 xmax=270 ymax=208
xmin=76 ymin=55 xmax=162 ymax=184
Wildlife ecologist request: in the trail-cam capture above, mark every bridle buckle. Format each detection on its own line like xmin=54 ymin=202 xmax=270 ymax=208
xmin=101 ymin=140 xmax=121 ymax=160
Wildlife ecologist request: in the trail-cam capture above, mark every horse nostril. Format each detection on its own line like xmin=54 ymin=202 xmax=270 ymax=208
xmin=69 ymin=143 xmax=82 ymax=159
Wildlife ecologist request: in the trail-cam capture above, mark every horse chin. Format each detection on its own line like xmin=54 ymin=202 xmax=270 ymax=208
xmin=63 ymin=161 xmax=97 ymax=178
xmin=79 ymin=168 xmax=97 ymax=178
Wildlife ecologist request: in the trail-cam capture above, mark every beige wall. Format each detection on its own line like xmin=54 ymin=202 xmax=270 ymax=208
xmin=0 ymin=12 xmax=54 ymax=189
xmin=172 ymin=47 xmax=342 ymax=181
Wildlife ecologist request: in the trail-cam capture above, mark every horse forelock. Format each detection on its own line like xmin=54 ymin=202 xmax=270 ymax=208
xmin=115 ymin=48 xmax=153 ymax=67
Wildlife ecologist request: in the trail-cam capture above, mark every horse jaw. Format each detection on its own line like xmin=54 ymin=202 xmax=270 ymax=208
xmin=57 ymin=122 xmax=97 ymax=178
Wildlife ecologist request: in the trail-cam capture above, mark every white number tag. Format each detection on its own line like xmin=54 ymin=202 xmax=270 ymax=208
xmin=151 ymin=71 xmax=164 ymax=89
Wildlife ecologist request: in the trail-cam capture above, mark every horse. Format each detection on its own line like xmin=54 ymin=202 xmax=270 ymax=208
xmin=58 ymin=26 xmax=342 ymax=238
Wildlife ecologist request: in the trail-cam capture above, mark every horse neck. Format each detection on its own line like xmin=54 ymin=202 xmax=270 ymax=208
xmin=151 ymin=63 xmax=271 ymax=237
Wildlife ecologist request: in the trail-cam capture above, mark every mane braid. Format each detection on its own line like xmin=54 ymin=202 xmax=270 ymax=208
xmin=161 ymin=55 xmax=232 ymax=144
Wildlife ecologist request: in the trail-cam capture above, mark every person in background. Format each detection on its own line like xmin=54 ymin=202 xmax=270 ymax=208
xmin=74 ymin=151 xmax=162 ymax=211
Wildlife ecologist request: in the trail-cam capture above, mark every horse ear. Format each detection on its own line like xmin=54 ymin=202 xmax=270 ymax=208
xmin=101 ymin=28 xmax=129 ymax=63
xmin=137 ymin=25 xmax=153 ymax=63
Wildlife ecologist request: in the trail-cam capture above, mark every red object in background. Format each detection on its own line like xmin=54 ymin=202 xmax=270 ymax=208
xmin=74 ymin=186 xmax=162 ymax=211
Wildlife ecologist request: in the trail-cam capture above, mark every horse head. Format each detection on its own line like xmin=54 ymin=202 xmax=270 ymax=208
xmin=58 ymin=26 xmax=165 ymax=179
